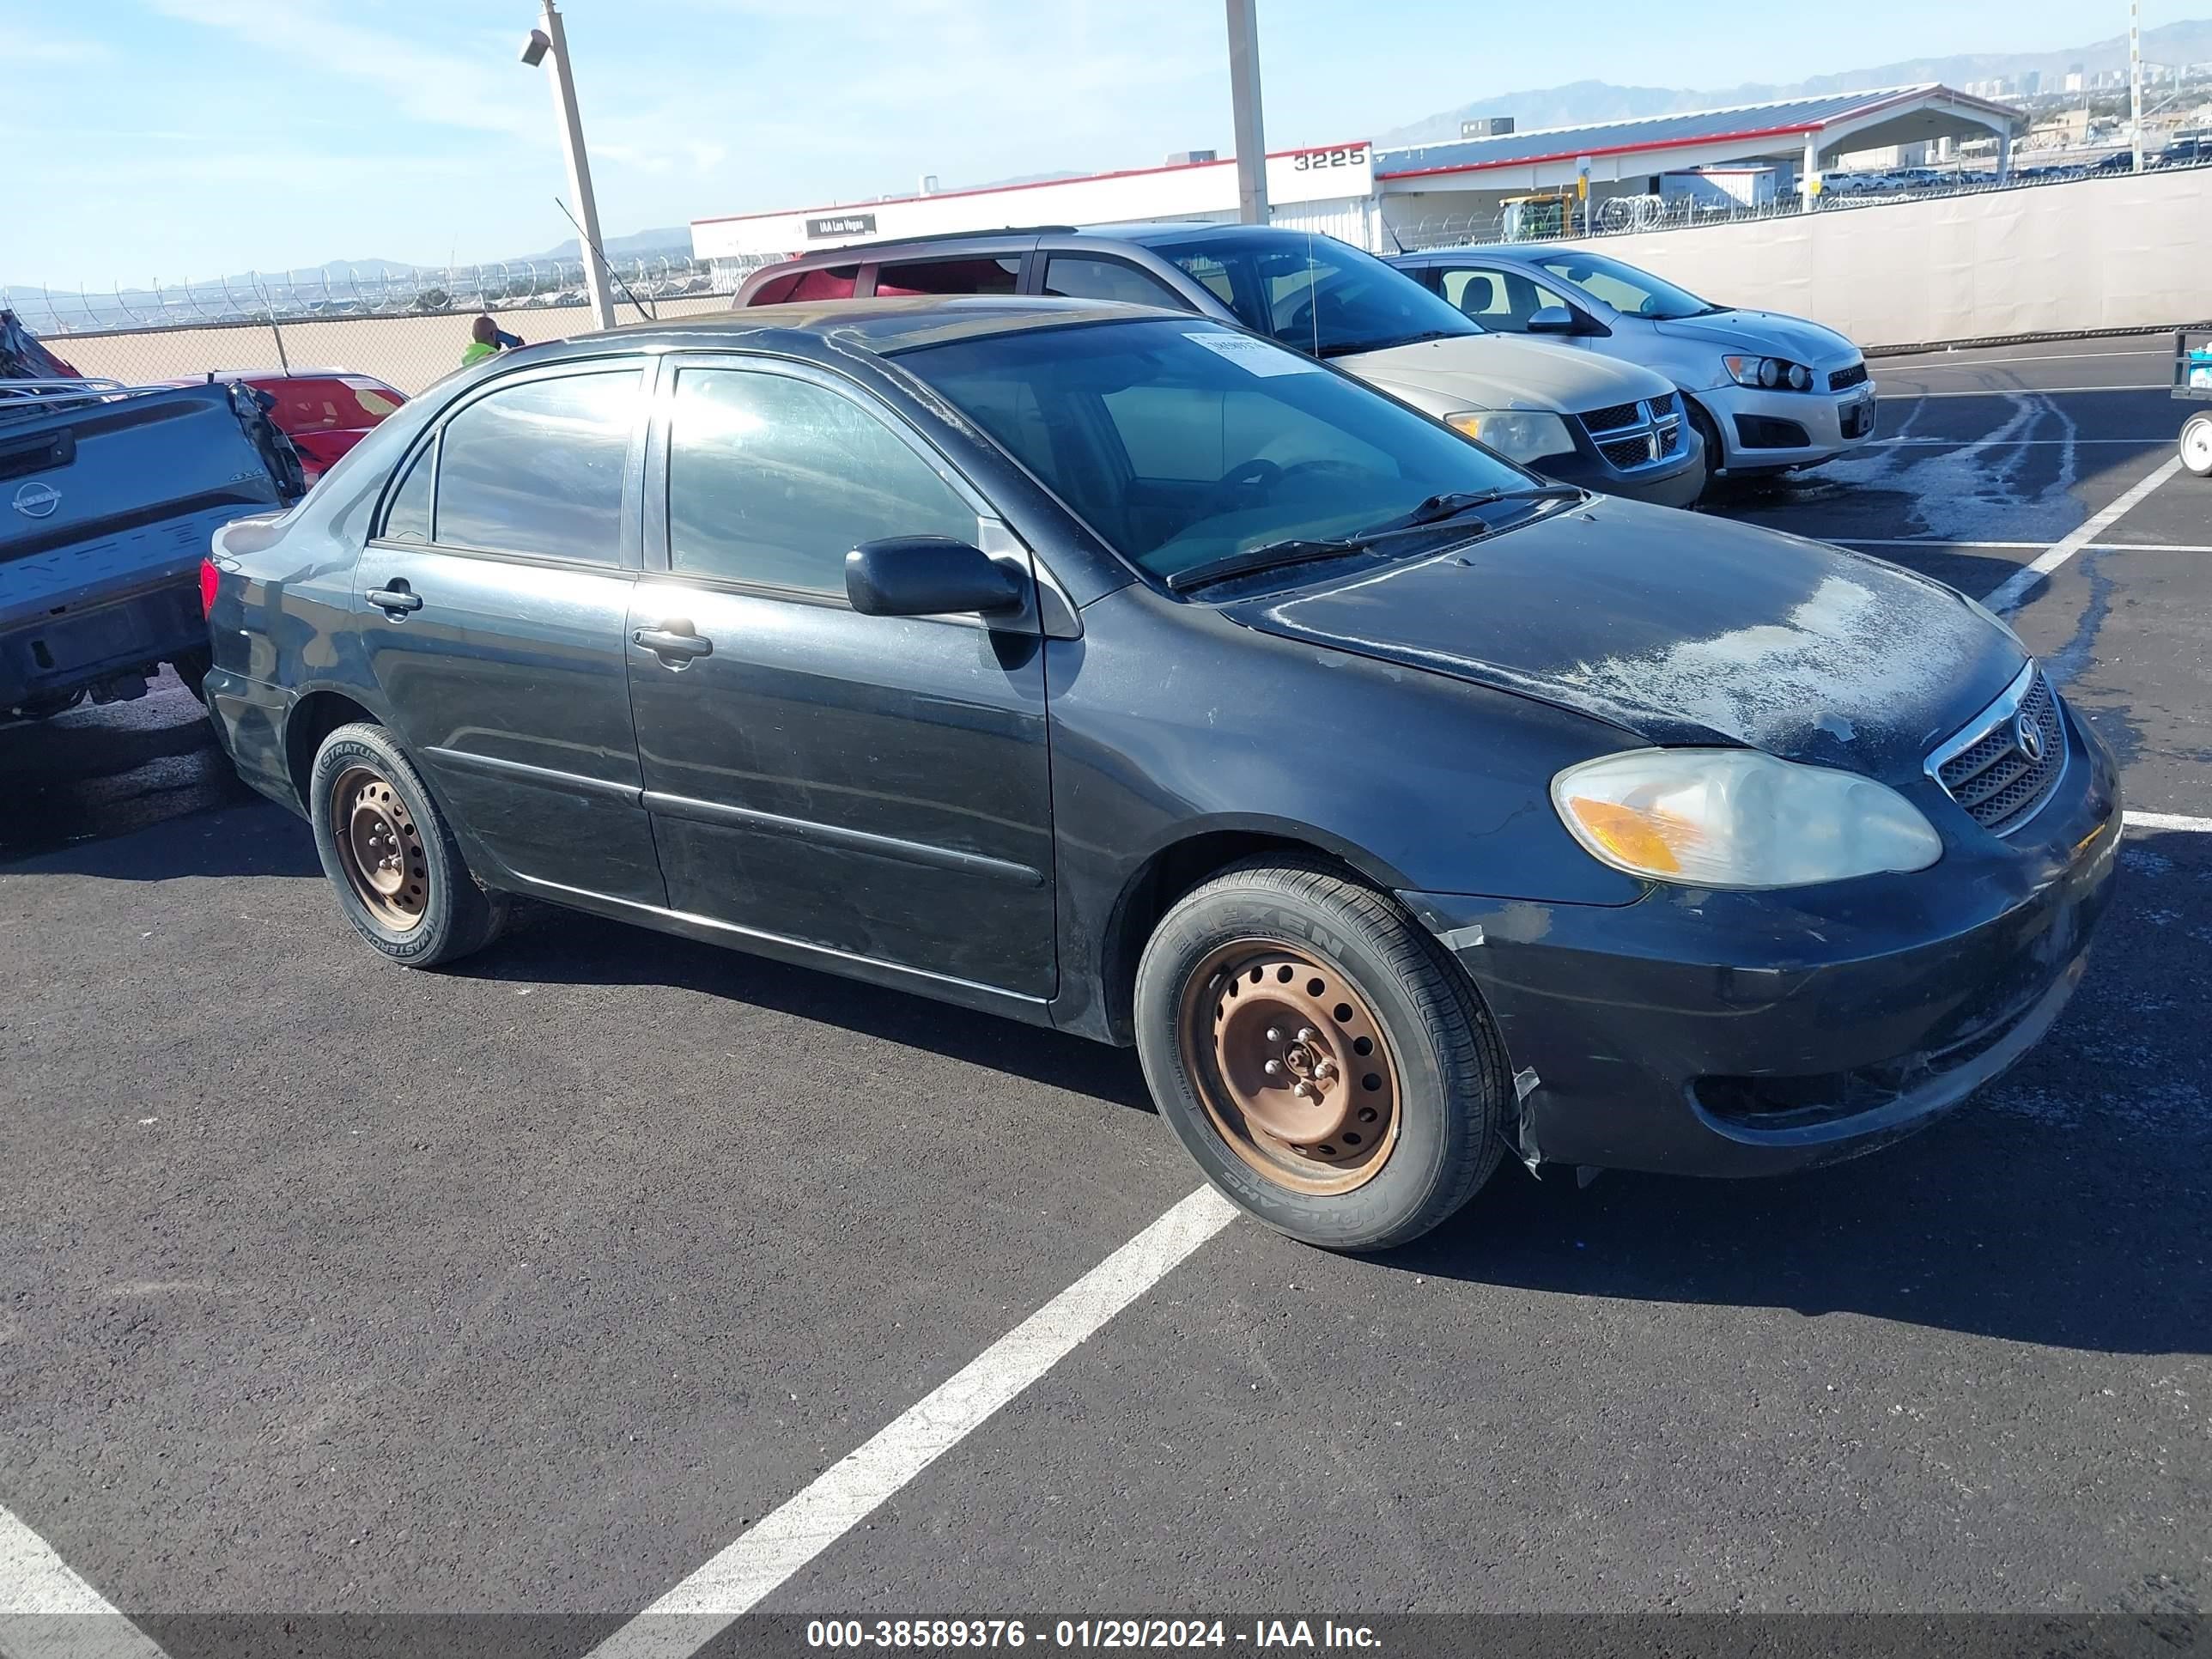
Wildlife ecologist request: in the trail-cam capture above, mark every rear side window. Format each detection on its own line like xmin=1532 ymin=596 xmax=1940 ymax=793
xmin=874 ymin=257 xmax=1020 ymax=296
xmin=1042 ymin=256 xmax=1188 ymax=310
xmin=665 ymin=368 xmax=976 ymax=598
xmin=433 ymin=368 xmax=641 ymax=563
xmin=749 ymin=264 xmax=859 ymax=305
xmin=380 ymin=443 xmax=433 ymax=544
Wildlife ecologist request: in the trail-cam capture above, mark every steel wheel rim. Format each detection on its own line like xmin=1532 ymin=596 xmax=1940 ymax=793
xmin=1176 ymin=939 xmax=1401 ymax=1195
xmin=2185 ymin=417 xmax=2212 ymax=471
xmin=330 ymin=764 xmax=429 ymax=931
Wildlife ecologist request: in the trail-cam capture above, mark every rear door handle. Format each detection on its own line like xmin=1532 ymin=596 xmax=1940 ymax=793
xmin=367 ymin=583 xmax=423 ymax=616
xmin=634 ymin=623 xmax=714 ymax=664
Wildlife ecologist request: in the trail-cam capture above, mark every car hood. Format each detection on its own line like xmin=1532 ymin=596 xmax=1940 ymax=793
xmin=1654 ymin=308 xmax=1861 ymax=366
xmin=1220 ymin=496 xmax=2024 ymax=781
xmin=1341 ymin=333 xmax=1672 ymax=413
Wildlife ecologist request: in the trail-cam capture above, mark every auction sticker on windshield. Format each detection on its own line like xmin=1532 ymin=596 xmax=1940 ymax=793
xmin=1183 ymin=330 xmax=1320 ymax=375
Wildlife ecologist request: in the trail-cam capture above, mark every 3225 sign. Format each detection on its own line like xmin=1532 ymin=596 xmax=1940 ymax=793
xmin=1291 ymin=146 xmax=1369 ymax=173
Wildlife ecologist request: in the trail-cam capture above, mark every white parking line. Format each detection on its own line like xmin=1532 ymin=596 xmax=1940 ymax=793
xmin=1981 ymin=457 xmax=2185 ymax=614
xmin=1834 ymin=538 xmax=2212 ymax=553
xmin=1871 ymin=437 xmax=2167 ymax=446
xmin=1881 ymin=386 xmax=2166 ymax=398
xmin=2125 ymin=811 xmax=2212 ymax=833
xmin=1895 ymin=349 xmax=2170 ymax=368
xmin=586 ymin=1186 xmax=1238 ymax=1659
xmin=0 ymin=1504 xmax=169 ymax=1658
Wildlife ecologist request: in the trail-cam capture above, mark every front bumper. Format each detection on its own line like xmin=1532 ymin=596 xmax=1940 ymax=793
xmin=1401 ymin=708 xmax=2122 ymax=1178
xmin=1539 ymin=428 xmax=1706 ymax=508
xmin=1695 ymin=380 xmax=1877 ymax=473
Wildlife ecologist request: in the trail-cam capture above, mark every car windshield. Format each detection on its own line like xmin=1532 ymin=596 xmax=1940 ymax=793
xmin=896 ymin=317 xmax=1535 ymax=585
xmin=1534 ymin=252 xmax=1717 ymax=319
xmin=1152 ymin=231 xmax=1484 ymax=358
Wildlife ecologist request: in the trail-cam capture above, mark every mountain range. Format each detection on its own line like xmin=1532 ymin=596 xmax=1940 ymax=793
xmin=1374 ymin=19 xmax=2212 ymax=144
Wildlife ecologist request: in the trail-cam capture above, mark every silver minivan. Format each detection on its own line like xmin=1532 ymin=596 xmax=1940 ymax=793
xmin=1392 ymin=246 xmax=1877 ymax=483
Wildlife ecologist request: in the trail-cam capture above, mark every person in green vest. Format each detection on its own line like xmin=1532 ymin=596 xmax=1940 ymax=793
xmin=461 ymin=314 xmax=523 ymax=368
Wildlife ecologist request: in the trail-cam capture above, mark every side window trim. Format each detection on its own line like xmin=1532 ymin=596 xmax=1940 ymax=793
xmin=644 ymin=350 xmax=1019 ymax=618
xmin=370 ymin=355 xmax=652 ymax=569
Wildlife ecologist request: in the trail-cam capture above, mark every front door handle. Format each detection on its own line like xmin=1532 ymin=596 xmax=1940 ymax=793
xmin=634 ymin=623 xmax=714 ymax=664
xmin=367 ymin=583 xmax=423 ymax=616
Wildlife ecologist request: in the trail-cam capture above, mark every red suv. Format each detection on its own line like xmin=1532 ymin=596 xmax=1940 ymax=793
xmin=165 ymin=371 xmax=405 ymax=483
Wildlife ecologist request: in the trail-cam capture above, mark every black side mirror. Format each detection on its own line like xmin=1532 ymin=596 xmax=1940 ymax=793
xmin=1527 ymin=305 xmax=1576 ymax=334
xmin=846 ymin=536 xmax=1026 ymax=618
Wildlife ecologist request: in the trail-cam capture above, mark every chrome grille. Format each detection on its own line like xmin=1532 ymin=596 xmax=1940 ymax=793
xmin=1577 ymin=395 xmax=1684 ymax=472
xmin=1929 ymin=666 xmax=2066 ymax=836
xmin=1828 ymin=361 xmax=1870 ymax=392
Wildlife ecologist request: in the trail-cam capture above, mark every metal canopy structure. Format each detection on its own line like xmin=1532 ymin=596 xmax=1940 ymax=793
xmin=1374 ymin=84 xmax=2025 ymax=196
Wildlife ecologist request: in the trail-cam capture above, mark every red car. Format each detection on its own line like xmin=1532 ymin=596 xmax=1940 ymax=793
xmin=165 ymin=370 xmax=405 ymax=483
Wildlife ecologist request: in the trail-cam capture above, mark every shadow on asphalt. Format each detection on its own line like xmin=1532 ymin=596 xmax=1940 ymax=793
xmin=4 ymin=796 xmax=319 ymax=880
xmin=465 ymin=902 xmax=1160 ymax=1113
xmin=1386 ymin=1100 xmax=2208 ymax=1358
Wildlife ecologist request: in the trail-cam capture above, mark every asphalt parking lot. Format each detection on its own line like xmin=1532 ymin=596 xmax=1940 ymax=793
xmin=3 ymin=333 xmax=2207 ymax=1654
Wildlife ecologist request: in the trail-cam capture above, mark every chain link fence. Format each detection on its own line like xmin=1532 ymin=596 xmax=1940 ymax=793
xmin=1389 ymin=151 xmax=2212 ymax=252
xmin=42 ymin=292 xmax=736 ymax=398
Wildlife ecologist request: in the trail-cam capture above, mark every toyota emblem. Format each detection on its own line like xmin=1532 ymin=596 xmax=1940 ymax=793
xmin=11 ymin=481 xmax=60 ymax=519
xmin=2016 ymin=710 xmax=2045 ymax=763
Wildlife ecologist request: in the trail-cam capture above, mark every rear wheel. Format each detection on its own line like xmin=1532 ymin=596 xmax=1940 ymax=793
xmin=1684 ymin=396 xmax=1727 ymax=495
xmin=308 ymin=722 xmax=507 ymax=967
xmin=2181 ymin=411 xmax=2212 ymax=477
xmin=1133 ymin=856 xmax=1508 ymax=1251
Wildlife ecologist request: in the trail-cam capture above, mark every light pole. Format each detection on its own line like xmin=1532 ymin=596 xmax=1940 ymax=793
xmin=2130 ymin=0 xmax=2144 ymax=173
xmin=1225 ymin=0 xmax=1268 ymax=224
xmin=521 ymin=1 xmax=617 ymax=331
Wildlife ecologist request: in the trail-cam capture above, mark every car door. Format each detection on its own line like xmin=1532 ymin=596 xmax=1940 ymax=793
xmin=354 ymin=358 xmax=666 ymax=906
xmin=625 ymin=355 xmax=1056 ymax=997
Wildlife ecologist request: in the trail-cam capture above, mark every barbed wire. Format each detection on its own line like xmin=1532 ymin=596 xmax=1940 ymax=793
xmin=1388 ymin=151 xmax=2212 ymax=252
xmin=3 ymin=252 xmax=717 ymax=337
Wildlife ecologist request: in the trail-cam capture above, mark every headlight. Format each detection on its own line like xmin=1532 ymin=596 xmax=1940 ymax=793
xmin=1445 ymin=409 xmax=1575 ymax=463
xmin=1723 ymin=354 xmax=1814 ymax=392
xmin=1551 ymin=749 xmax=1942 ymax=888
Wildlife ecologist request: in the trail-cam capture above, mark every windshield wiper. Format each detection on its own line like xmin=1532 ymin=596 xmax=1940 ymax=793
xmin=1165 ymin=538 xmax=1368 ymax=593
xmin=1164 ymin=485 xmax=1584 ymax=594
xmin=1312 ymin=327 xmax=1469 ymax=359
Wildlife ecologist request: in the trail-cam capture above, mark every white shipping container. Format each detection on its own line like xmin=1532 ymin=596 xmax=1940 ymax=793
xmin=1659 ymin=167 xmax=1780 ymax=209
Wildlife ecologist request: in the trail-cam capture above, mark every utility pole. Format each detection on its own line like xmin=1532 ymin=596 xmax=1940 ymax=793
xmin=523 ymin=1 xmax=617 ymax=331
xmin=1225 ymin=0 xmax=1269 ymax=224
xmin=2130 ymin=0 xmax=2145 ymax=173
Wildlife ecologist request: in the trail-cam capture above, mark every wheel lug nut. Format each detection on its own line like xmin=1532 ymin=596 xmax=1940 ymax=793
xmin=1265 ymin=1027 xmax=1281 ymax=1042
xmin=1264 ymin=1059 xmax=1282 ymax=1076
xmin=1296 ymin=1027 xmax=1316 ymax=1043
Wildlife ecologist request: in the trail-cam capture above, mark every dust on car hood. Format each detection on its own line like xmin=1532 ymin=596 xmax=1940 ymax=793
xmin=1655 ymin=309 xmax=1861 ymax=368
xmin=1221 ymin=496 xmax=2024 ymax=781
xmin=1341 ymin=332 xmax=1672 ymax=414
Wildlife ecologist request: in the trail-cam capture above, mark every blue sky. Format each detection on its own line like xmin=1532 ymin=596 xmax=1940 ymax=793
xmin=1 ymin=0 xmax=2179 ymax=283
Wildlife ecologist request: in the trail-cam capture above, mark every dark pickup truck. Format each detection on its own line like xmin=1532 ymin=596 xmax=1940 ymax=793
xmin=3 ymin=311 xmax=302 ymax=720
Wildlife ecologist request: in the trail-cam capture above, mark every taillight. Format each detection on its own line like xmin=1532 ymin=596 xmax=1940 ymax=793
xmin=199 ymin=557 xmax=221 ymax=619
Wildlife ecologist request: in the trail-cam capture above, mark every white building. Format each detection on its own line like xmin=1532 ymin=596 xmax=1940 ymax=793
xmin=690 ymin=85 xmax=2022 ymax=282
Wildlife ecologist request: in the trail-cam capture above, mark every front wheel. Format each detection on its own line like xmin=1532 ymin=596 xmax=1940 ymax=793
xmin=1133 ymin=857 xmax=1508 ymax=1251
xmin=308 ymin=722 xmax=507 ymax=968
xmin=2181 ymin=410 xmax=2212 ymax=477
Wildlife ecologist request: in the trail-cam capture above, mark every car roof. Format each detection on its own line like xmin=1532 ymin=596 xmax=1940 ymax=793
xmin=754 ymin=218 xmax=1342 ymax=273
xmin=561 ymin=295 xmax=1161 ymax=357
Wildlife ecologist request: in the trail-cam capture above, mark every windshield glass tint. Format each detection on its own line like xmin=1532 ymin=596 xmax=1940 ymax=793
xmin=1153 ymin=232 xmax=1481 ymax=356
xmin=1535 ymin=252 xmax=1712 ymax=319
xmin=900 ymin=318 xmax=1528 ymax=582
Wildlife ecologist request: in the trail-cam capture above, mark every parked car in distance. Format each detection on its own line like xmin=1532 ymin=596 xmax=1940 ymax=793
xmin=203 ymin=301 xmax=2119 ymax=1251
xmin=1390 ymin=246 xmax=1875 ymax=483
xmin=736 ymin=223 xmax=1706 ymax=507
xmin=4 ymin=356 xmax=301 ymax=720
xmin=164 ymin=370 xmax=405 ymax=484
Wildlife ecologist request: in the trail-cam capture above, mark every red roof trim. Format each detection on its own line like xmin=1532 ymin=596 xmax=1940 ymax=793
xmin=692 ymin=140 xmax=1371 ymax=228
xmin=1376 ymin=85 xmax=2013 ymax=181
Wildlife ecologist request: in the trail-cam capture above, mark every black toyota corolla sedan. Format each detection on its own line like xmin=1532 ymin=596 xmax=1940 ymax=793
xmin=201 ymin=299 xmax=2120 ymax=1251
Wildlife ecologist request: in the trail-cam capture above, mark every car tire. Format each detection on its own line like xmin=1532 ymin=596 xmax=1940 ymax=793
xmin=308 ymin=721 xmax=507 ymax=968
xmin=1683 ymin=396 xmax=1727 ymax=492
xmin=1133 ymin=855 xmax=1509 ymax=1251
xmin=2181 ymin=411 xmax=2212 ymax=478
